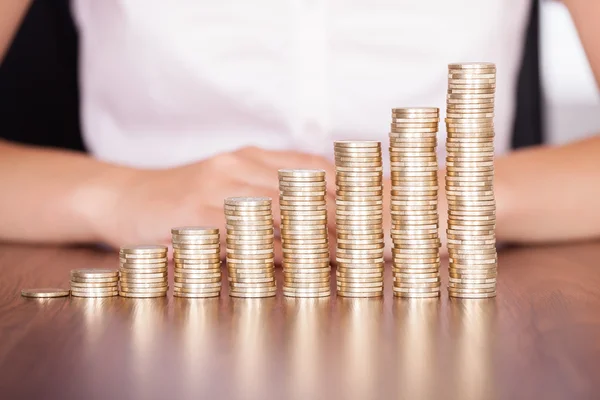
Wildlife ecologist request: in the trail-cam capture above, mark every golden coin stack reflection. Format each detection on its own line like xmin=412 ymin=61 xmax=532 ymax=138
xmin=171 ymin=226 xmax=222 ymax=298
xmin=445 ymin=62 xmax=498 ymax=298
xmin=118 ymin=245 xmax=169 ymax=297
xmin=334 ymin=141 xmax=385 ymax=298
xmin=278 ymin=169 xmax=331 ymax=298
xmin=225 ymin=197 xmax=277 ymax=298
xmin=70 ymin=269 xmax=119 ymax=297
xmin=389 ymin=108 xmax=441 ymax=297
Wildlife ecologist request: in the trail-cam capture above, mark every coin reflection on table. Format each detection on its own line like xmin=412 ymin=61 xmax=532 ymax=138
xmin=75 ymin=297 xmax=111 ymax=346
xmin=393 ymin=298 xmax=440 ymax=399
xmin=230 ymin=298 xmax=277 ymax=399
xmin=448 ymin=299 xmax=497 ymax=400
xmin=173 ymin=298 xmax=220 ymax=395
xmin=337 ymin=298 xmax=384 ymax=400
xmin=126 ymin=298 xmax=169 ymax=398
xmin=283 ymin=297 xmax=330 ymax=400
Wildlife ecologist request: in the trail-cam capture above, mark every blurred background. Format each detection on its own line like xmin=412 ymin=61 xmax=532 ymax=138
xmin=1 ymin=0 xmax=599 ymax=152
xmin=541 ymin=1 xmax=600 ymax=145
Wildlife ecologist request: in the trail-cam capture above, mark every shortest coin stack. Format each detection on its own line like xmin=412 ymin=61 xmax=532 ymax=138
xmin=70 ymin=269 xmax=119 ymax=297
xmin=171 ymin=226 xmax=222 ymax=298
xmin=119 ymin=245 xmax=169 ymax=298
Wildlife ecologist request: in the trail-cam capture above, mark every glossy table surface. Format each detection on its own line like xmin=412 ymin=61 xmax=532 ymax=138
xmin=1 ymin=241 xmax=600 ymax=400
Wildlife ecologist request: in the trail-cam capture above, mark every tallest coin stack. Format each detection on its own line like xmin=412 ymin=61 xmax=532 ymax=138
xmin=445 ymin=62 xmax=498 ymax=298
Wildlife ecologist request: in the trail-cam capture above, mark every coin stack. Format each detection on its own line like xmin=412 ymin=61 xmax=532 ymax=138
xmin=225 ymin=197 xmax=276 ymax=298
xmin=171 ymin=227 xmax=222 ymax=298
xmin=278 ymin=169 xmax=331 ymax=298
xmin=445 ymin=62 xmax=498 ymax=298
xmin=118 ymin=245 xmax=169 ymax=298
xmin=389 ymin=108 xmax=441 ymax=298
xmin=334 ymin=141 xmax=385 ymax=298
xmin=70 ymin=269 xmax=119 ymax=298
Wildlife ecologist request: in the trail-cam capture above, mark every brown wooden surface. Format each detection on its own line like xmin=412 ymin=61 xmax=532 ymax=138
xmin=0 ymin=241 xmax=599 ymax=399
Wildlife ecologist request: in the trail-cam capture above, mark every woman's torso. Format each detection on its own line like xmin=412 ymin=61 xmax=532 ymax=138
xmin=73 ymin=0 xmax=530 ymax=168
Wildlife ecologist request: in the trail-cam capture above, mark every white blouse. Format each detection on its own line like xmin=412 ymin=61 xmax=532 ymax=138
xmin=72 ymin=0 xmax=530 ymax=169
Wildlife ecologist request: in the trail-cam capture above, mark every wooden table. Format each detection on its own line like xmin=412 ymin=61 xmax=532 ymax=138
xmin=1 ymin=241 xmax=599 ymax=399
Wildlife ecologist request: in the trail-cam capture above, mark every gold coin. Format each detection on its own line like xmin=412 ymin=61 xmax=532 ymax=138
xmin=282 ymin=238 xmax=329 ymax=246
xmin=392 ymin=268 xmax=439 ymax=276
xmin=21 ymin=288 xmax=70 ymax=298
xmin=230 ymin=274 xmax=275 ymax=283
xmin=394 ymin=271 xmax=439 ymax=278
xmin=224 ymin=205 xmax=271 ymax=214
xmin=174 ymin=282 xmax=222 ymax=290
xmin=119 ymin=276 xmax=167 ymax=284
xmin=448 ymin=62 xmax=495 ymax=69
xmin=448 ymin=273 xmax=497 ymax=281
xmin=228 ymin=271 xmax=275 ymax=279
xmin=392 ymin=107 xmax=439 ymax=114
xmin=393 ymin=291 xmax=440 ymax=298
xmin=174 ymin=266 xmax=221 ymax=274
xmin=70 ymin=276 xmax=119 ymax=284
xmin=229 ymin=282 xmax=276 ymax=289
xmin=283 ymin=291 xmax=330 ymax=298
xmin=448 ymin=71 xmax=496 ymax=79
xmin=448 ymin=281 xmax=496 ymax=290
xmin=335 ymin=166 xmax=383 ymax=174
xmin=336 ymin=257 xmax=385 ymax=265
xmin=175 ymin=277 xmax=222 ymax=285
xmin=71 ymin=291 xmax=118 ymax=298
xmin=284 ymin=267 xmax=331 ymax=276
xmin=120 ymin=271 xmax=168 ymax=279
xmin=392 ymin=286 xmax=439 ymax=294
xmin=337 ymin=273 xmax=383 ymax=282
xmin=71 ymin=285 xmax=120 ymax=293
xmin=174 ymin=247 xmax=221 ymax=254
xmin=226 ymin=257 xmax=274 ymax=265
xmin=278 ymin=168 xmax=326 ymax=178
xmin=448 ymin=291 xmax=496 ymax=299
xmin=70 ymin=268 xmax=119 ymax=278
xmin=173 ymin=291 xmax=220 ymax=298
xmin=171 ymin=226 xmax=219 ymax=235
xmin=284 ymin=275 xmax=330 ymax=283
xmin=394 ymin=282 xmax=441 ymax=290
xmin=334 ymin=140 xmax=381 ymax=148
xmin=118 ymin=256 xmax=168 ymax=264
xmin=172 ymin=236 xmax=220 ymax=244
xmin=119 ymin=286 xmax=169 ymax=294
xmin=448 ymin=276 xmax=496 ymax=284
xmin=172 ymin=241 xmax=220 ymax=249
xmin=174 ymin=259 xmax=222 ymax=267
xmin=279 ymin=179 xmax=326 ymax=187
xmin=224 ymin=196 xmax=271 ymax=207
xmin=229 ymin=291 xmax=276 ymax=298
xmin=119 ymin=291 xmax=167 ymax=298
xmin=120 ymin=282 xmax=169 ymax=289
xmin=119 ymin=244 xmax=168 ymax=254
xmin=70 ymin=281 xmax=117 ymax=288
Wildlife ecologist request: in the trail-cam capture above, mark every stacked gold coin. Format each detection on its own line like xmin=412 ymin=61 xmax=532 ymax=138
xmin=278 ymin=169 xmax=331 ymax=298
xmin=445 ymin=62 xmax=498 ymax=298
xmin=389 ymin=108 xmax=441 ymax=298
xmin=118 ymin=245 xmax=169 ymax=298
xmin=171 ymin=226 xmax=222 ymax=298
xmin=225 ymin=197 xmax=276 ymax=298
xmin=70 ymin=269 xmax=119 ymax=297
xmin=334 ymin=141 xmax=385 ymax=297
